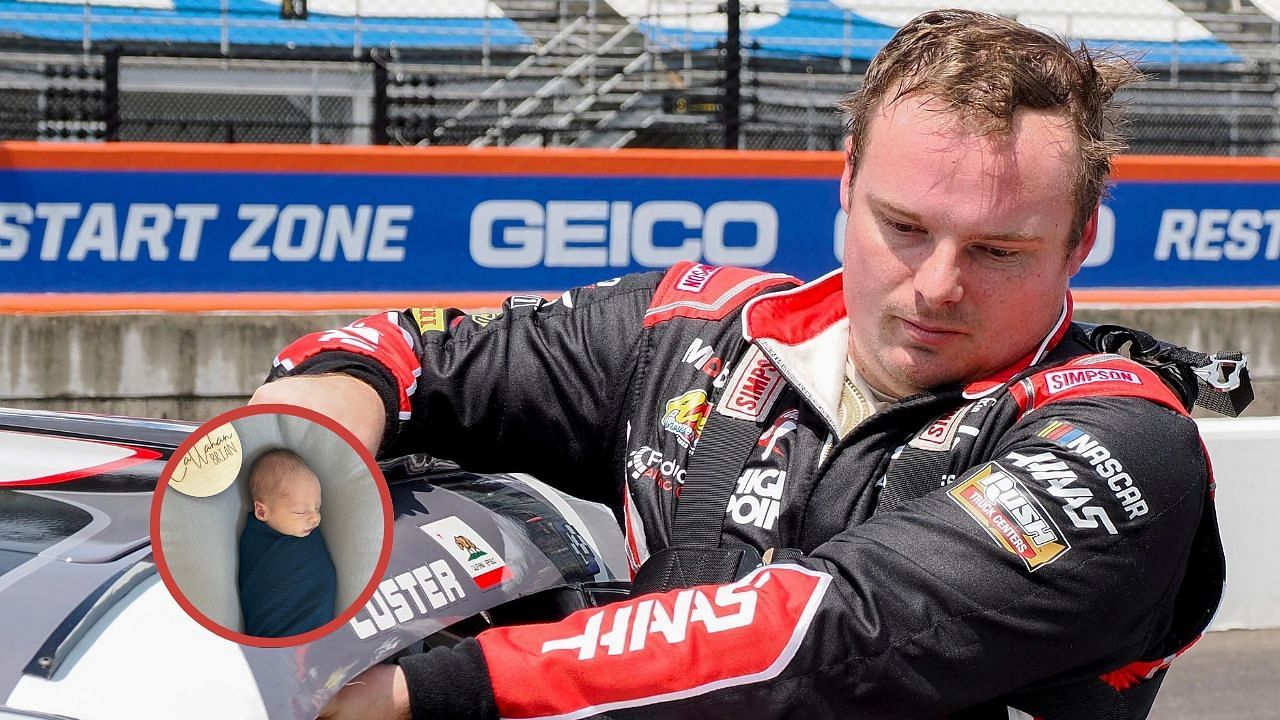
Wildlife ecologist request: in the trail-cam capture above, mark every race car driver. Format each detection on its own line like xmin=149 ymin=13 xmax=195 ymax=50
xmin=253 ymin=10 xmax=1231 ymax=720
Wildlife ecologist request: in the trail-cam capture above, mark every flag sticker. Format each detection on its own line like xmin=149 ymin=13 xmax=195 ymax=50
xmin=421 ymin=516 xmax=511 ymax=590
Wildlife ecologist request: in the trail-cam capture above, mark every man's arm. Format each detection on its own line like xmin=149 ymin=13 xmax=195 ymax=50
xmin=249 ymin=374 xmax=385 ymax=454
xmin=383 ymin=396 xmax=1210 ymax=719
xmin=255 ymin=276 xmax=658 ymax=500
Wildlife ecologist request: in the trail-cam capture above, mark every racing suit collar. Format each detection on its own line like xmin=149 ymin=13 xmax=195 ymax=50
xmin=741 ymin=268 xmax=1075 ymax=430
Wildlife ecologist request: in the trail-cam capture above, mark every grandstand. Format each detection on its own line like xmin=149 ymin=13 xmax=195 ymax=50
xmin=0 ymin=0 xmax=1276 ymax=152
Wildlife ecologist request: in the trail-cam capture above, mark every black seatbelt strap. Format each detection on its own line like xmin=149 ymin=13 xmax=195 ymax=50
xmin=631 ymin=347 xmax=781 ymax=594
xmin=668 ymin=410 xmax=761 ymax=546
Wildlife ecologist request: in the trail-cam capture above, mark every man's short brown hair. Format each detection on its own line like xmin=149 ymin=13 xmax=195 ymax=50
xmin=838 ymin=9 xmax=1144 ymax=249
xmin=248 ymin=449 xmax=315 ymax=503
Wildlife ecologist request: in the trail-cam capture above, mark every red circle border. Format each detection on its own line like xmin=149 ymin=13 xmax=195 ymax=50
xmin=149 ymin=403 xmax=395 ymax=649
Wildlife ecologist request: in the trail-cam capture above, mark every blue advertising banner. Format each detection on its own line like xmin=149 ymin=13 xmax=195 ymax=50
xmin=1 ymin=145 xmax=1277 ymax=300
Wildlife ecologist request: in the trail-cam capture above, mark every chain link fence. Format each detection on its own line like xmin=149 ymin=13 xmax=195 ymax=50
xmin=0 ymin=1 xmax=1277 ymax=154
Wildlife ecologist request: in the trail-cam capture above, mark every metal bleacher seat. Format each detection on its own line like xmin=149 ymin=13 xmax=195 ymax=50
xmin=0 ymin=0 xmax=532 ymax=50
xmin=618 ymin=0 xmax=1242 ymax=66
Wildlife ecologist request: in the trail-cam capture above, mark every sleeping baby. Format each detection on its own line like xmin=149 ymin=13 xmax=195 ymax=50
xmin=237 ymin=449 xmax=337 ymax=638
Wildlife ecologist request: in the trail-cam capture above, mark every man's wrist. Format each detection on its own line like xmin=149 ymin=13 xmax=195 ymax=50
xmin=397 ymin=640 xmax=498 ymax=720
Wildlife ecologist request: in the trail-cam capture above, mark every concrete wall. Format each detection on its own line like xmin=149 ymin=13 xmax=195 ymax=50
xmin=1198 ymin=417 xmax=1280 ymax=631
xmin=1072 ymin=305 xmax=1278 ymax=417
xmin=2 ymin=304 xmax=1276 ymax=421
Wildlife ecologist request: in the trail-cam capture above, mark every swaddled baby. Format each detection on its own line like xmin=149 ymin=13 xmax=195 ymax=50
xmin=237 ymin=449 xmax=336 ymax=638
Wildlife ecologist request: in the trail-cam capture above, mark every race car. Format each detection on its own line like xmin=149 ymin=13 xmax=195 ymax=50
xmin=0 ymin=407 xmax=629 ymax=720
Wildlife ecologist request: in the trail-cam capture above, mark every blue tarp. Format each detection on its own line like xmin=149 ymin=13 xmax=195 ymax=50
xmin=643 ymin=0 xmax=1242 ymax=65
xmin=0 ymin=0 xmax=1242 ymax=64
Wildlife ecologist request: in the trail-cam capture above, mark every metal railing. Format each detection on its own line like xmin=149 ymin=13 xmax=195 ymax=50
xmin=0 ymin=2 xmax=1277 ymax=154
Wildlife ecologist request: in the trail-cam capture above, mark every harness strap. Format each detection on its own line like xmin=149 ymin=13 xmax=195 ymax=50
xmin=1085 ymin=324 xmax=1252 ymax=417
xmin=668 ymin=410 xmax=761 ymax=546
xmin=632 ymin=351 xmax=773 ymax=594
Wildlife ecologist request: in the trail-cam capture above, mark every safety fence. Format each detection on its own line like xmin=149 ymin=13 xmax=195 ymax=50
xmin=1 ymin=1 xmax=1279 ymax=153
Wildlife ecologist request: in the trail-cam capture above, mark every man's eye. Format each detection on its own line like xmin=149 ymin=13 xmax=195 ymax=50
xmin=884 ymin=219 xmax=920 ymax=234
xmin=983 ymin=246 xmax=1020 ymax=261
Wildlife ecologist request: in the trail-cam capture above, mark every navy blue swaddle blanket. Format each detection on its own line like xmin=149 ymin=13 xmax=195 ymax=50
xmin=238 ymin=513 xmax=337 ymax=637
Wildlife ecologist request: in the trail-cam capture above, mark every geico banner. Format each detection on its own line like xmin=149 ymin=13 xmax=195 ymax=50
xmin=0 ymin=145 xmax=1276 ymax=292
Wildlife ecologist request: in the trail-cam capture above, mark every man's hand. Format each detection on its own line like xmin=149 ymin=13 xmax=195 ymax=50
xmin=249 ymin=374 xmax=386 ymax=455
xmin=318 ymin=663 xmax=411 ymax=720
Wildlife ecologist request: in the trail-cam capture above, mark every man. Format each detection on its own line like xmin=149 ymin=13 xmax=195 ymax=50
xmin=253 ymin=10 xmax=1227 ymax=719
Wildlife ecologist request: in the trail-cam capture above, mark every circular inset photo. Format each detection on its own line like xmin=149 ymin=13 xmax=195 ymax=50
xmin=151 ymin=404 xmax=392 ymax=647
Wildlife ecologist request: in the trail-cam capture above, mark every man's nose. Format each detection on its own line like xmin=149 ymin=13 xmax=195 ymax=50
xmin=913 ymin=242 xmax=965 ymax=306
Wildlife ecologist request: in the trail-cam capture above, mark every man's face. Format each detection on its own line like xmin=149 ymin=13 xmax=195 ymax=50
xmin=254 ymin=472 xmax=322 ymax=538
xmin=840 ymin=93 xmax=1095 ymax=398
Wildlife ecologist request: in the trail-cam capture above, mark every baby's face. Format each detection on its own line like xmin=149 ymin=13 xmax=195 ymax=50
xmin=255 ymin=472 xmax=322 ymax=538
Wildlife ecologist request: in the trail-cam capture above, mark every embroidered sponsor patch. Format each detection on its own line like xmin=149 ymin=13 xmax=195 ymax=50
xmin=420 ymin=517 xmax=511 ymax=590
xmin=479 ymin=565 xmax=831 ymax=720
xmin=1038 ymin=421 xmax=1149 ymax=520
xmin=469 ymin=311 xmax=502 ymax=327
xmin=908 ymin=407 xmax=965 ymax=451
xmin=1004 ymin=450 xmax=1118 ymax=534
xmin=628 ymin=446 xmax=686 ymax=495
xmin=718 ymin=346 xmax=785 ymax=422
xmin=757 ymin=408 xmax=799 ymax=460
xmin=1043 ymin=367 xmax=1141 ymax=393
xmin=644 ymin=261 xmax=798 ymax=327
xmin=682 ymin=338 xmax=729 ymax=388
xmin=726 ymin=468 xmax=785 ymax=530
xmin=661 ymin=390 xmax=711 ymax=450
xmin=506 ymin=294 xmax=546 ymax=310
xmin=675 ymin=263 xmax=720 ymax=292
xmin=948 ymin=462 xmax=1070 ymax=572
xmin=409 ymin=307 xmax=448 ymax=333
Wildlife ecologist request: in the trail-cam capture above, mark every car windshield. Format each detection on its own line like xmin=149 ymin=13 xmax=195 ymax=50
xmin=0 ymin=491 xmax=93 ymax=576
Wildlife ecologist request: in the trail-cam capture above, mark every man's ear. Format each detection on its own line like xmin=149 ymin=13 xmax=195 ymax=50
xmin=253 ymin=500 xmax=267 ymax=521
xmin=1069 ymin=204 xmax=1100 ymax=275
xmin=839 ymin=135 xmax=855 ymax=214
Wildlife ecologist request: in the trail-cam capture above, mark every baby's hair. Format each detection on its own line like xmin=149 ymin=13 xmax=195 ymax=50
xmin=248 ymin=449 xmax=316 ymax=503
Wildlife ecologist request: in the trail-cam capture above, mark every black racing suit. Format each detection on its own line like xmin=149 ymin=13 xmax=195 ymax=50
xmin=267 ymin=262 xmax=1224 ymax=720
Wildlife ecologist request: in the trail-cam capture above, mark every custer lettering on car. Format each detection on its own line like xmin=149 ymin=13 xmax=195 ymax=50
xmin=349 ymin=559 xmax=467 ymax=640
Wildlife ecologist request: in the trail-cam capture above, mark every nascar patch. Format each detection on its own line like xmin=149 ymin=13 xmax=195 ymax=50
xmin=948 ymin=462 xmax=1070 ymax=572
xmin=644 ymin=261 xmax=798 ymax=327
